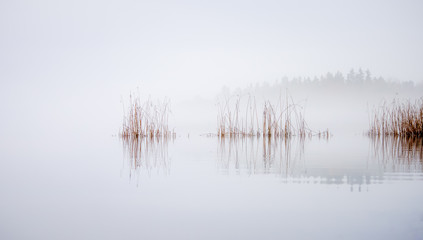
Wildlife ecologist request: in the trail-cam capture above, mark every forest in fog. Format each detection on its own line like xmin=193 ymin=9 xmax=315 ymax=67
xmin=222 ymin=68 xmax=421 ymax=98
xmin=176 ymin=69 xmax=423 ymax=135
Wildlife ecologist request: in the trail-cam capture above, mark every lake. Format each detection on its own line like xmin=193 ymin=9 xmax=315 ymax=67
xmin=1 ymin=131 xmax=422 ymax=240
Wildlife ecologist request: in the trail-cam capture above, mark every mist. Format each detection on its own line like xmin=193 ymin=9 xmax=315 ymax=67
xmin=1 ymin=1 xmax=423 ymax=240
xmin=2 ymin=0 xmax=423 ymax=137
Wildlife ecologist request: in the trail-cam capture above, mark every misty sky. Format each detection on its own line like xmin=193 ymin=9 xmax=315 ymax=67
xmin=1 ymin=0 xmax=423 ymax=99
xmin=1 ymin=0 xmax=423 ymax=139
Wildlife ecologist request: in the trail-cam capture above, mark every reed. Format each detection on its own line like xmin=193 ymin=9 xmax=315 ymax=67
xmin=217 ymin=93 xmax=330 ymax=138
xmin=120 ymin=93 xmax=175 ymax=138
xmin=217 ymin=94 xmax=260 ymax=137
xmin=368 ymin=98 xmax=423 ymax=137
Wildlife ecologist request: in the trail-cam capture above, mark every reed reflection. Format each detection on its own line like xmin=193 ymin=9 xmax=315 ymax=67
xmin=217 ymin=134 xmax=423 ymax=189
xmin=370 ymin=135 xmax=423 ymax=173
xmin=121 ymin=135 xmax=172 ymax=180
xmin=217 ymin=136 xmax=307 ymax=177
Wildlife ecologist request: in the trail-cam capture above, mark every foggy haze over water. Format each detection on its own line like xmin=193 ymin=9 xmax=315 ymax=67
xmin=1 ymin=1 xmax=423 ymax=240
xmin=1 ymin=0 xmax=423 ymax=97
xmin=1 ymin=0 xmax=423 ymax=137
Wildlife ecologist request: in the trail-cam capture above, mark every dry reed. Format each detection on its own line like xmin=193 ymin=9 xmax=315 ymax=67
xmin=368 ymin=98 xmax=423 ymax=137
xmin=217 ymin=93 xmax=330 ymax=138
xmin=120 ymin=93 xmax=175 ymax=138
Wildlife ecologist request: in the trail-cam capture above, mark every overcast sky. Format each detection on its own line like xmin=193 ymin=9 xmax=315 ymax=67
xmin=1 ymin=0 xmax=423 ymax=100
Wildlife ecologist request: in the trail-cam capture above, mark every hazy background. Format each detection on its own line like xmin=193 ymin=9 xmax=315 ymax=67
xmin=1 ymin=0 xmax=423 ymax=139
xmin=1 ymin=2 xmax=423 ymax=239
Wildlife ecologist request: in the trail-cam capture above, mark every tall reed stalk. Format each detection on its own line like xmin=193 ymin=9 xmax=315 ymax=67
xmin=120 ymin=93 xmax=174 ymax=138
xmin=217 ymin=93 xmax=330 ymax=138
xmin=368 ymin=98 xmax=423 ymax=137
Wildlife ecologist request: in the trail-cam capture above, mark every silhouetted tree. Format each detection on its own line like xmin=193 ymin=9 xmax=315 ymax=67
xmin=357 ymin=68 xmax=365 ymax=84
xmin=365 ymin=69 xmax=372 ymax=84
xmin=347 ymin=69 xmax=356 ymax=84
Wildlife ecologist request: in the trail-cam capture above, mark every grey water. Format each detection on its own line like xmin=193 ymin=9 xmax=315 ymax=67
xmin=1 ymin=131 xmax=422 ymax=240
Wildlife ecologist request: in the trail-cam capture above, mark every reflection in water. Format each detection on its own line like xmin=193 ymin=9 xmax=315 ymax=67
xmin=121 ymin=136 xmax=171 ymax=181
xmin=217 ymin=136 xmax=307 ymax=176
xmin=218 ymin=135 xmax=423 ymax=187
xmin=370 ymin=136 xmax=423 ymax=173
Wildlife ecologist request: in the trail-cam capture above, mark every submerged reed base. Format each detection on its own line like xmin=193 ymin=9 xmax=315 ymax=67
xmin=368 ymin=98 xmax=423 ymax=137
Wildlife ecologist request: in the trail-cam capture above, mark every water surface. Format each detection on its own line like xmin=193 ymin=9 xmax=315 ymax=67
xmin=1 ymin=133 xmax=422 ymax=240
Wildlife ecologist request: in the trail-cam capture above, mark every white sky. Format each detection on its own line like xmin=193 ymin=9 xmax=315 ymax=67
xmin=1 ymin=0 xmax=423 ymax=100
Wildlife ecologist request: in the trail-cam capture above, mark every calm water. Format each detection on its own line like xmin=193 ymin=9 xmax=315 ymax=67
xmin=1 ymin=133 xmax=423 ymax=240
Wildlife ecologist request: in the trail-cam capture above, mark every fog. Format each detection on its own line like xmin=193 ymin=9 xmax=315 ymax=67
xmin=2 ymin=1 xmax=423 ymax=239
xmin=1 ymin=0 xmax=423 ymax=140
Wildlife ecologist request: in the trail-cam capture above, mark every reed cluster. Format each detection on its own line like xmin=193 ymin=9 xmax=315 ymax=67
xmin=217 ymin=95 xmax=260 ymax=137
xmin=120 ymin=93 xmax=174 ymax=138
xmin=368 ymin=98 xmax=423 ymax=137
xmin=217 ymin=94 xmax=330 ymax=138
